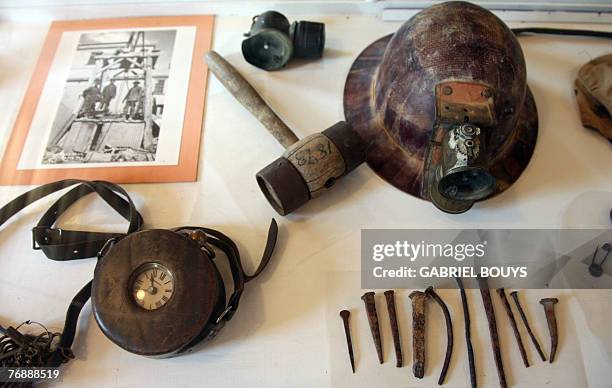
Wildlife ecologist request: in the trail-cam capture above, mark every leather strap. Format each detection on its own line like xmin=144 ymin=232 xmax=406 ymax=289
xmin=175 ymin=219 xmax=278 ymax=323
xmin=0 ymin=179 xmax=143 ymax=366
xmin=45 ymin=281 xmax=92 ymax=367
xmin=1 ymin=180 xmax=276 ymax=361
xmin=30 ymin=181 xmax=143 ymax=260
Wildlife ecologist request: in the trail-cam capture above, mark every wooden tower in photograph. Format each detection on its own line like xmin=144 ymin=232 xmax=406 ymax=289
xmin=51 ymin=31 xmax=161 ymax=161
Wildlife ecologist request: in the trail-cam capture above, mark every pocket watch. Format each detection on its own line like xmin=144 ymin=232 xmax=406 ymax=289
xmin=92 ymin=221 xmax=277 ymax=357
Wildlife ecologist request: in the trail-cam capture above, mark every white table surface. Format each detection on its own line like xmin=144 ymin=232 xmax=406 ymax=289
xmin=0 ymin=12 xmax=611 ymax=388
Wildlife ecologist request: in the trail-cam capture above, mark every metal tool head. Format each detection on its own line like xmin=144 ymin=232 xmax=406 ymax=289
xmin=343 ymin=1 xmax=538 ymax=214
xmin=256 ymin=121 xmax=366 ymax=215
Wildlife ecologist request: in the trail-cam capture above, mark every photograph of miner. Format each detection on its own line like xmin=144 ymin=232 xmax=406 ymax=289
xmin=43 ymin=29 xmax=176 ymax=164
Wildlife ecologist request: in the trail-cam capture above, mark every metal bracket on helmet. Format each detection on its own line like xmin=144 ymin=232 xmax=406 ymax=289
xmin=426 ymin=81 xmax=497 ymax=214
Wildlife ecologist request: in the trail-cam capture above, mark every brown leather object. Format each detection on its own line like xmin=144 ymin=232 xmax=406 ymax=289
xmin=575 ymin=54 xmax=612 ymax=143
xmin=343 ymin=2 xmax=538 ymax=201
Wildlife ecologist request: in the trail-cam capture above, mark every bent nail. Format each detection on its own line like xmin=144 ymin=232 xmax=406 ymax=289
xmin=539 ymin=298 xmax=559 ymax=363
xmin=425 ymin=286 xmax=453 ymax=386
xmin=456 ymin=277 xmax=476 ymax=388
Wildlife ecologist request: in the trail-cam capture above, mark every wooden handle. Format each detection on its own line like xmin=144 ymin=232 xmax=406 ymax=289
xmin=205 ymin=50 xmax=299 ymax=149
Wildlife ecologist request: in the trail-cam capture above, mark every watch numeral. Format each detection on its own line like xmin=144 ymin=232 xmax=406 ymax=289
xmin=162 ymin=295 xmax=169 ymax=302
xmin=155 ymin=301 xmax=162 ymax=308
xmin=164 ymin=289 xmax=171 ymax=293
xmin=136 ymin=279 xmax=143 ymax=285
xmin=152 ymin=269 xmax=158 ymax=278
xmin=164 ymin=280 xmax=171 ymax=285
xmin=160 ymin=272 xmax=166 ymax=280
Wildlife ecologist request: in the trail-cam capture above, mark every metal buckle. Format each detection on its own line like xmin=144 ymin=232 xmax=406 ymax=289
xmin=97 ymin=237 xmax=120 ymax=260
xmin=215 ymin=306 xmax=234 ymax=324
xmin=202 ymin=243 xmax=216 ymax=259
xmin=31 ymin=226 xmax=62 ymax=250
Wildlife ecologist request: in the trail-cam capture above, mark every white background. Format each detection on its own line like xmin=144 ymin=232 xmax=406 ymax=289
xmin=0 ymin=5 xmax=611 ymax=388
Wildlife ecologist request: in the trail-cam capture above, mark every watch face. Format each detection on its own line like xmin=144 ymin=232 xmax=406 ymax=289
xmin=131 ymin=263 xmax=174 ymax=310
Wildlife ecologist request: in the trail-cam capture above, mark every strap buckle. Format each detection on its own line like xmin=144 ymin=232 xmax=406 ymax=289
xmin=97 ymin=237 xmax=120 ymax=260
xmin=31 ymin=226 xmax=62 ymax=250
xmin=215 ymin=305 xmax=234 ymax=324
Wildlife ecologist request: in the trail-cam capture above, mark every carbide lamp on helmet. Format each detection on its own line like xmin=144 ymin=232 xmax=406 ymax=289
xmin=344 ymin=1 xmax=538 ymax=213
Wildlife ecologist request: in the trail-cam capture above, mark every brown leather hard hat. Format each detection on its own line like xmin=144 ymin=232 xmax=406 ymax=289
xmin=575 ymin=54 xmax=612 ymax=143
xmin=344 ymin=1 xmax=538 ymax=213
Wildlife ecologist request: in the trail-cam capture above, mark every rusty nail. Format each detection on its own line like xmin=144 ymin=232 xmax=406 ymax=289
xmin=456 ymin=278 xmax=476 ymax=388
xmin=510 ymin=291 xmax=546 ymax=362
xmin=442 ymin=85 xmax=453 ymax=95
xmin=539 ymin=298 xmax=559 ymax=363
xmin=361 ymin=292 xmax=383 ymax=364
xmin=384 ymin=290 xmax=403 ymax=367
xmin=497 ymin=288 xmax=530 ymax=368
xmin=409 ymin=291 xmax=429 ymax=379
xmin=477 ymin=276 xmax=507 ymax=388
xmin=481 ymin=88 xmax=492 ymax=98
xmin=425 ymin=287 xmax=453 ymax=386
xmin=339 ymin=310 xmax=355 ymax=373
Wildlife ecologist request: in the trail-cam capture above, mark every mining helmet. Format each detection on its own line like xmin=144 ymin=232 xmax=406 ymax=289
xmin=344 ymin=1 xmax=538 ymax=213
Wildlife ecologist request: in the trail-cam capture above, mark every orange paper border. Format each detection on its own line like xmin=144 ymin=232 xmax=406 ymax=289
xmin=0 ymin=15 xmax=214 ymax=185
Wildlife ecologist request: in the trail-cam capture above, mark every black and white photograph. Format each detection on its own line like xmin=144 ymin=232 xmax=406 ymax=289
xmin=42 ymin=29 xmax=176 ymax=164
xmin=13 ymin=24 xmax=198 ymax=171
